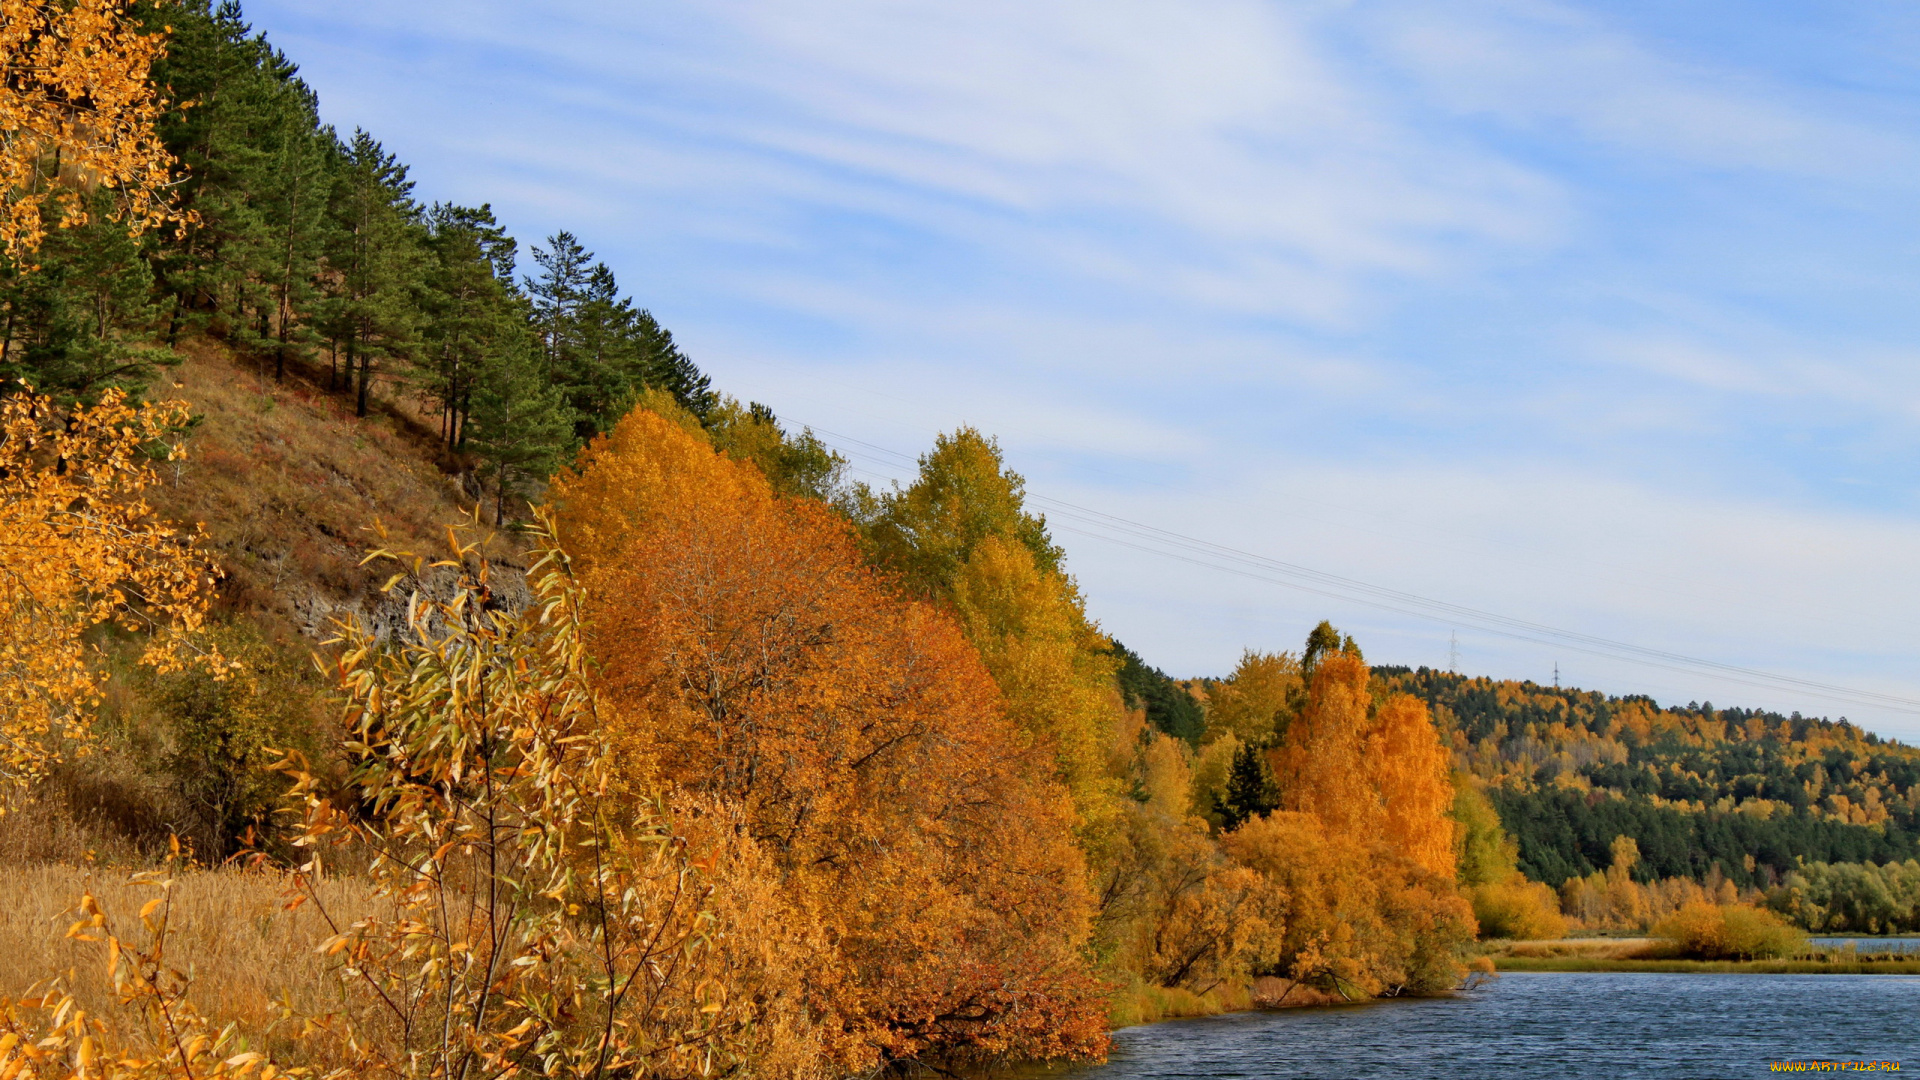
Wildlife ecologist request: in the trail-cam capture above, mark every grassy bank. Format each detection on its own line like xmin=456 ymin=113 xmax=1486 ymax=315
xmin=1108 ymin=979 xmax=1252 ymax=1028
xmin=1487 ymin=936 xmax=1920 ymax=974
xmin=1494 ymin=955 xmax=1920 ymax=974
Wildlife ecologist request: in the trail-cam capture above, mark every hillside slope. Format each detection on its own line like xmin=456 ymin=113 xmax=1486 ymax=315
xmin=149 ymin=342 xmax=522 ymax=638
xmin=0 ymin=342 xmax=507 ymax=863
xmin=1379 ymin=667 xmax=1920 ymax=885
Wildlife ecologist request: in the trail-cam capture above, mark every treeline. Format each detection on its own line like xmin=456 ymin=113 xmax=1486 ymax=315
xmin=1765 ymin=859 xmax=1920 ymax=935
xmin=1 ymin=384 xmax=1489 ymax=1073
xmin=1490 ymin=785 xmax=1920 ymax=887
xmin=2 ymin=0 xmax=716 ymax=515
xmin=1377 ymin=667 xmax=1920 ymax=886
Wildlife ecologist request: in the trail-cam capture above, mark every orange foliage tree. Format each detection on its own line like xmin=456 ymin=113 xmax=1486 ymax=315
xmin=0 ymin=385 xmax=216 ymax=792
xmin=551 ymin=407 xmax=1107 ymax=1072
xmin=1367 ymin=693 xmax=1457 ymax=879
xmin=1272 ymin=650 xmax=1379 ymax=835
xmin=1222 ymin=628 xmax=1475 ymax=994
xmin=1 ymin=0 xmax=177 ymax=260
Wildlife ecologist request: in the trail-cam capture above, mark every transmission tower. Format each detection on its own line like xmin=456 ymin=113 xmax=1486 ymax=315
xmin=1449 ymin=631 xmax=1458 ymax=675
xmin=1554 ymin=661 xmax=1560 ymax=690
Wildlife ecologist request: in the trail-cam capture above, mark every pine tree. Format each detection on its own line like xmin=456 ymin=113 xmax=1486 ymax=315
xmin=1221 ymin=742 xmax=1279 ymax=832
xmin=0 ymin=196 xmax=174 ymax=400
xmin=527 ymin=230 xmax=714 ymax=438
xmin=319 ymin=129 xmax=423 ymax=416
xmin=465 ymin=339 xmax=569 ymax=524
xmin=257 ymin=78 xmax=331 ymax=380
xmin=420 ymin=203 xmax=526 ymax=451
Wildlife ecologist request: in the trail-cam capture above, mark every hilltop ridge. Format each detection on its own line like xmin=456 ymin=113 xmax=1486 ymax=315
xmin=1378 ymin=667 xmax=1920 ymax=884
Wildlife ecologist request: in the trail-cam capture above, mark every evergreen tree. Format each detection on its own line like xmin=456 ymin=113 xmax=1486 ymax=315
xmin=144 ymin=2 xmax=322 ymax=351
xmin=527 ymin=231 xmax=713 ymax=439
xmin=465 ymin=339 xmax=570 ymax=524
xmin=319 ymin=129 xmax=423 ymax=416
xmin=1220 ymin=741 xmax=1279 ymax=831
xmin=1110 ymin=640 xmax=1206 ymax=745
xmin=256 ymin=78 xmax=332 ymax=380
xmin=0 ymin=197 xmax=175 ymax=400
xmin=419 ymin=203 xmax=526 ymax=451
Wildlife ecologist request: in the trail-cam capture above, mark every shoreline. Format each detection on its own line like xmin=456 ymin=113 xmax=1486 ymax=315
xmin=1494 ymin=956 xmax=1920 ymax=974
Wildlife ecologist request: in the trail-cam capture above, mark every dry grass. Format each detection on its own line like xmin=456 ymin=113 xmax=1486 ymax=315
xmin=0 ymin=863 xmax=381 ymax=1062
xmin=1488 ymin=934 xmax=1920 ymax=973
xmin=0 ymin=784 xmax=156 ymax=866
xmin=1491 ymin=937 xmax=1661 ymax=961
xmin=149 ymin=341 xmax=521 ymax=639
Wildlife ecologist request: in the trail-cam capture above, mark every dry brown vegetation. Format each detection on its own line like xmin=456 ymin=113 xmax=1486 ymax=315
xmin=0 ymin=863 xmax=378 ymax=1064
xmin=147 ymin=342 xmax=512 ymax=638
xmin=1489 ymin=938 xmax=1659 ymax=961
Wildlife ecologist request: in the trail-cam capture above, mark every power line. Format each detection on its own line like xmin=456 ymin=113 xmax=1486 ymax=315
xmin=789 ymin=421 xmax=1920 ymax=716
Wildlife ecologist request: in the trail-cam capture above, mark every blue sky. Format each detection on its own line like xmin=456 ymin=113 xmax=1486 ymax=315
xmin=243 ymin=0 xmax=1920 ymax=738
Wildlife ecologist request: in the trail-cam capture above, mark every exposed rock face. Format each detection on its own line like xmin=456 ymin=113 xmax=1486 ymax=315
xmin=284 ymin=559 xmax=532 ymax=643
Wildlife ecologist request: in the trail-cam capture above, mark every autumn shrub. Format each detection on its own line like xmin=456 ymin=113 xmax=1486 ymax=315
xmin=552 ymin=406 xmax=1109 ymax=1072
xmin=1218 ymin=646 xmax=1475 ymax=998
xmin=1471 ymin=879 xmax=1569 ymax=941
xmin=280 ymin=520 xmax=804 ymax=1078
xmin=1093 ymin=797 xmax=1271 ymax=995
xmin=1226 ymin=811 xmax=1474 ymax=998
xmin=132 ymin=621 xmax=327 ymax=858
xmin=1654 ymin=901 xmax=1806 ymax=960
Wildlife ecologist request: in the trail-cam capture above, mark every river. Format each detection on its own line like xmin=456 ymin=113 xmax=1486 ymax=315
xmin=1050 ymin=973 xmax=1920 ymax=1079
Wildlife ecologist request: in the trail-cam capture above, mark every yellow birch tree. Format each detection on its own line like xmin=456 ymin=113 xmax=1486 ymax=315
xmin=1 ymin=0 xmax=177 ymax=259
xmin=0 ymin=385 xmax=217 ymax=792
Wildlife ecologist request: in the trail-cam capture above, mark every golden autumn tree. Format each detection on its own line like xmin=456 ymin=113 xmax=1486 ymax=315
xmin=952 ymin=533 xmax=1120 ymax=814
xmin=1272 ymin=648 xmax=1379 ymax=835
xmin=1218 ymin=624 xmax=1477 ymax=994
xmin=863 ymin=426 xmax=1062 ymax=597
xmin=867 ymin=426 xmax=1123 ymax=829
xmin=550 ymin=407 xmax=1108 ymax=1072
xmin=1205 ymin=649 xmax=1299 ymax=746
xmin=1 ymin=0 xmax=177 ymax=259
xmin=1228 ymin=807 xmax=1475 ymax=997
xmin=0 ymin=385 xmax=216 ymax=792
xmin=1367 ymin=693 xmax=1457 ymax=879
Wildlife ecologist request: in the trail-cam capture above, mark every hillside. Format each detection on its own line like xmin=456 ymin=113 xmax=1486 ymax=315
xmin=149 ymin=340 xmax=518 ymax=637
xmin=1378 ymin=667 xmax=1920 ymax=886
xmin=0 ymin=338 xmax=507 ymax=864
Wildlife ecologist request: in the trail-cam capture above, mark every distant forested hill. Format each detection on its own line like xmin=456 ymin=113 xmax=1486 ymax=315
xmin=1376 ymin=667 xmax=1920 ymax=887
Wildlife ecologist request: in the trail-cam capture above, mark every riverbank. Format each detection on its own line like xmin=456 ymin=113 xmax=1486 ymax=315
xmin=1486 ymin=936 xmax=1920 ymax=974
xmin=1495 ymin=955 xmax=1920 ymax=973
xmin=1108 ymin=975 xmax=1358 ymax=1028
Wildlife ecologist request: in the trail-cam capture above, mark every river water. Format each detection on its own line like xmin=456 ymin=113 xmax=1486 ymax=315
xmin=1052 ymin=973 xmax=1920 ymax=1079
